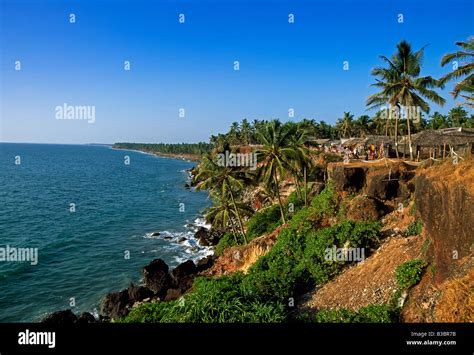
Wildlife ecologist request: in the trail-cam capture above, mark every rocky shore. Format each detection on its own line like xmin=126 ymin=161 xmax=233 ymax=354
xmin=42 ymin=226 xmax=221 ymax=323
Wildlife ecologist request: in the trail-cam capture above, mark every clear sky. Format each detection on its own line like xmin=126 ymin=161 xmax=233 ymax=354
xmin=1 ymin=0 xmax=473 ymax=144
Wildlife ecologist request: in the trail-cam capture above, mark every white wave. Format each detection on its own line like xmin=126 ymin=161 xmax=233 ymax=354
xmin=194 ymin=217 xmax=211 ymax=230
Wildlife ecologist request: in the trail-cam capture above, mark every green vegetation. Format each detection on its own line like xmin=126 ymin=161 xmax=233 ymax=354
xmin=121 ymin=275 xmax=287 ymax=323
xmin=395 ymin=259 xmax=427 ymax=289
xmin=243 ymin=189 xmax=381 ymax=302
xmin=196 ymin=154 xmax=253 ymax=244
xmin=113 ymin=142 xmax=212 ymax=156
xmin=214 ymin=233 xmax=243 ymax=256
xmin=246 ymin=205 xmax=282 ymax=240
xmin=307 ymin=304 xmax=397 ymax=323
xmin=121 ymin=38 xmax=473 ymax=323
xmin=404 ymin=220 xmax=423 ymax=236
xmin=367 ymin=40 xmax=446 ymax=160
xmin=440 ymin=37 xmax=474 ymax=108
xmin=123 ymin=188 xmax=382 ymax=323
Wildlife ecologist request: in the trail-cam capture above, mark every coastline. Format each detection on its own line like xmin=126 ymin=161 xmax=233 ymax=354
xmin=112 ymin=146 xmax=202 ymax=162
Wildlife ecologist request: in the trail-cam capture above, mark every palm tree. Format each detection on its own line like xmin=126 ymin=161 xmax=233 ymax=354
xmin=195 ymin=153 xmax=252 ymax=243
xmin=372 ymin=111 xmax=387 ymax=136
xmin=447 ymin=107 xmax=470 ymax=127
xmin=228 ymin=122 xmax=240 ymax=146
xmin=440 ymin=38 xmax=474 ymax=107
xmin=428 ymin=112 xmax=448 ymax=129
xmin=240 ymin=119 xmax=252 ymax=145
xmin=335 ymin=112 xmax=354 ymax=138
xmin=256 ymin=120 xmax=297 ymax=224
xmin=287 ymin=126 xmax=312 ymax=206
xmin=354 ymin=115 xmax=373 ymax=137
xmin=367 ymin=40 xmax=445 ymax=160
xmin=205 ymin=191 xmax=253 ymax=243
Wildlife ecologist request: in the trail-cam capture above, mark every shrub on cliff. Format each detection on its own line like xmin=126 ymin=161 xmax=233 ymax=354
xmin=404 ymin=220 xmax=423 ymax=236
xmin=243 ymin=211 xmax=381 ymax=301
xmin=304 ymin=220 xmax=381 ymax=283
xmin=214 ymin=233 xmax=243 ymax=256
xmin=311 ymin=184 xmax=338 ymax=217
xmin=396 ymin=259 xmax=426 ymax=289
xmin=246 ymin=204 xmax=283 ymax=240
xmin=243 ymin=226 xmax=312 ymax=301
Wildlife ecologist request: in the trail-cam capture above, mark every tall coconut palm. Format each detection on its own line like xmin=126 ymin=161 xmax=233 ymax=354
xmin=288 ymin=127 xmax=313 ymax=206
xmin=335 ymin=112 xmax=354 ymax=138
xmin=367 ymin=40 xmax=445 ymax=160
xmin=240 ymin=119 xmax=252 ymax=145
xmin=372 ymin=111 xmax=387 ymax=136
xmin=195 ymin=153 xmax=252 ymax=243
xmin=256 ymin=120 xmax=297 ymax=224
xmin=354 ymin=115 xmax=373 ymax=137
xmin=440 ymin=38 xmax=474 ymax=108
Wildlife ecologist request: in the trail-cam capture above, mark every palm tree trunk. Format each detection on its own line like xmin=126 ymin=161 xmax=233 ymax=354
xmin=229 ymin=219 xmax=239 ymax=244
xmin=394 ymin=107 xmax=400 ymax=159
xmin=304 ymin=166 xmax=308 ymax=207
xmin=273 ymin=173 xmax=286 ymax=224
xmin=407 ymin=109 xmax=413 ymax=160
xmin=228 ymin=187 xmax=247 ymax=244
xmin=294 ymin=174 xmax=302 ymax=199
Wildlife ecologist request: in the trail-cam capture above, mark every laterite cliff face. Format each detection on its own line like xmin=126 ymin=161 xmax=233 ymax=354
xmin=327 ymin=161 xmax=415 ymax=202
xmin=414 ymin=160 xmax=474 ymax=284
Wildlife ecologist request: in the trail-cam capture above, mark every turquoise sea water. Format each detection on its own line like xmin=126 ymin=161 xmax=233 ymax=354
xmin=0 ymin=143 xmax=211 ymax=322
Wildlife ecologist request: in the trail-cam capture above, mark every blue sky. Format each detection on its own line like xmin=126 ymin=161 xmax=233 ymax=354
xmin=1 ymin=0 xmax=473 ymax=144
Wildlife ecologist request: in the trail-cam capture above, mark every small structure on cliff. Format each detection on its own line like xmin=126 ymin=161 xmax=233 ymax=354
xmin=405 ymin=127 xmax=474 ymax=159
xmin=341 ymin=135 xmax=396 ymax=158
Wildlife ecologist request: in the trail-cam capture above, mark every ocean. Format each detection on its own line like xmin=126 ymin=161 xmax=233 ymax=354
xmin=0 ymin=143 xmax=211 ymax=322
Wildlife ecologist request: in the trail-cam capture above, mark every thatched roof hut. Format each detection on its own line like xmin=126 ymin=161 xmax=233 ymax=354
xmin=341 ymin=135 xmax=394 ymax=148
xmin=410 ymin=128 xmax=474 ymax=147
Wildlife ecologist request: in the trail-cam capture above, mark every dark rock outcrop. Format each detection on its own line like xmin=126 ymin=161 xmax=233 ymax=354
xmin=127 ymin=284 xmax=154 ymax=303
xmin=327 ymin=162 xmax=415 ymax=202
xmin=347 ymin=195 xmax=388 ymax=222
xmin=195 ymin=227 xmax=222 ymax=246
xmin=100 ymin=283 xmax=155 ymax=320
xmin=99 ymin=255 xmax=217 ymax=319
xmin=42 ymin=309 xmax=78 ymax=324
xmin=76 ymin=312 xmax=97 ymax=324
xmin=143 ymin=259 xmax=172 ymax=296
xmin=100 ymin=289 xmax=131 ymax=320
xmin=196 ymin=255 xmax=215 ymax=272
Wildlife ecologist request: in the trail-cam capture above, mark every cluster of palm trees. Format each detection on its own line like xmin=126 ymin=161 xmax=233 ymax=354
xmin=196 ymin=120 xmax=313 ymax=243
xmin=367 ymin=38 xmax=473 ymax=159
xmin=195 ymin=37 xmax=473 ymax=241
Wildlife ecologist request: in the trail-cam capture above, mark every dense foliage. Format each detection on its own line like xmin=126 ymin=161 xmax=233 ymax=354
xmin=121 ymin=274 xmax=287 ymax=323
xmin=113 ymin=142 xmax=212 ymax=156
